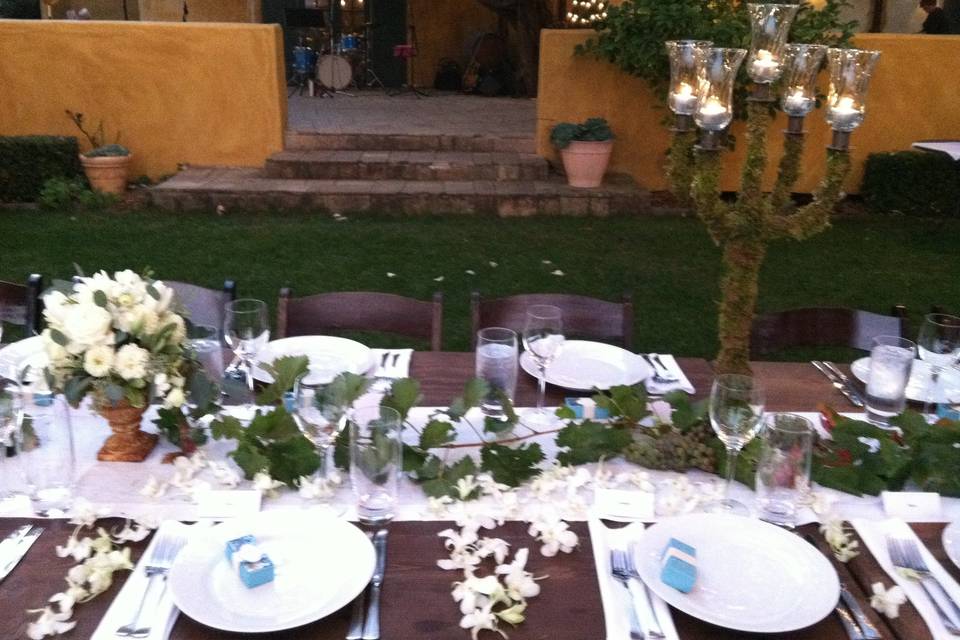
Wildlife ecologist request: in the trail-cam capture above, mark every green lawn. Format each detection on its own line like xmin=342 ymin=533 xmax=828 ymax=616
xmin=1 ymin=209 xmax=957 ymax=357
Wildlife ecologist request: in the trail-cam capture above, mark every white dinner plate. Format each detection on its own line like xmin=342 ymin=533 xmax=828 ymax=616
xmin=0 ymin=336 xmax=47 ymax=381
xmin=851 ymin=357 xmax=960 ymax=404
xmin=168 ymin=509 xmax=375 ymax=633
xmin=634 ymin=513 xmax=839 ymax=634
xmin=253 ymin=336 xmax=375 ymax=383
xmin=944 ymin=521 xmax=960 ymax=570
xmin=519 ymin=340 xmax=652 ymax=391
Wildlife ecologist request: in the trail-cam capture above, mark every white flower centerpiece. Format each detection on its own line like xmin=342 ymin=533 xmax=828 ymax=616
xmin=42 ymin=270 xmax=189 ymax=461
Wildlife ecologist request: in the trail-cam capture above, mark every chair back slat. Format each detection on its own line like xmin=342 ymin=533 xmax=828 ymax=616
xmin=750 ymin=306 xmax=907 ymax=357
xmin=0 ymin=274 xmax=43 ymax=336
xmin=471 ymin=292 xmax=633 ymax=349
xmin=277 ymin=290 xmax=443 ymax=351
xmin=166 ymin=280 xmax=237 ymax=330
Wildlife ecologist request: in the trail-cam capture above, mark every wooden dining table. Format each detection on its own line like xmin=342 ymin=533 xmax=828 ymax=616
xmin=0 ymin=353 xmax=955 ymax=640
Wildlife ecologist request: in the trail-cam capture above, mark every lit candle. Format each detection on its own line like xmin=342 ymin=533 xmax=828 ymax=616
xmin=750 ymin=49 xmax=780 ymax=83
xmin=829 ymin=96 xmax=861 ymax=130
xmin=670 ymin=82 xmax=697 ymax=115
xmin=697 ymin=98 xmax=729 ymax=129
xmin=783 ymin=88 xmax=812 ymax=116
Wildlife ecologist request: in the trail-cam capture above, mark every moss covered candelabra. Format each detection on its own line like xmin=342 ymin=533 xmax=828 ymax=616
xmin=665 ymin=7 xmax=881 ymax=374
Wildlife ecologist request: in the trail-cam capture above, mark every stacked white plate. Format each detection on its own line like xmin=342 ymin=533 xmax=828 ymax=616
xmin=519 ymin=340 xmax=652 ymax=391
xmin=253 ymin=336 xmax=375 ymax=383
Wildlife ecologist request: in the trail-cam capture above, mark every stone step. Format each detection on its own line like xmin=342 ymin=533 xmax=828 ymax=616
xmin=285 ymin=130 xmax=536 ymax=154
xmin=264 ymin=150 xmax=550 ymax=181
xmin=149 ymin=168 xmax=647 ymax=216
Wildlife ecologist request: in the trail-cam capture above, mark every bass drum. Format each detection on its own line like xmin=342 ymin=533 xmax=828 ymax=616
xmin=316 ymin=55 xmax=353 ymax=90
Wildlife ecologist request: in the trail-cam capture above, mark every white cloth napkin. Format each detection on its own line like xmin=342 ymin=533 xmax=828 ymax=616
xmin=644 ymin=354 xmax=695 ymax=395
xmin=588 ymin=516 xmax=679 ymax=640
xmin=370 ymin=348 xmax=413 ymax=379
xmin=852 ymin=517 xmax=960 ymax=639
xmin=91 ymin=521 xmax=196 ymax=640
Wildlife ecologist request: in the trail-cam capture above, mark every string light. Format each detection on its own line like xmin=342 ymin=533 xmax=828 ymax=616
xmin=566 ymin=0 xmax=606 ymax=25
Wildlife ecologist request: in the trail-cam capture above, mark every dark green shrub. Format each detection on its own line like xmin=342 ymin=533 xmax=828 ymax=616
xmin=550 ymin=117 xmax=615 ymax=149
xmin=0 ymin=136 xmax=85 ymax=202
xmin=0 ymin=0 xmax=41 ymax=19
xmin=862 ymin=151 xmax=960 ymax=217
xmin=38 ymin=177 xmax=118 ymax=212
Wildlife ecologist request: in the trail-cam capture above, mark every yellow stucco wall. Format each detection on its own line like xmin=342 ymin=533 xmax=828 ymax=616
xmin=138 ymin=0 xmax=260 ymax=23
xmin=408 ymin=0 xmax=500 ymax=88
xmin=537 ymin=29 xmax=960 ymax=193
xmin=0 ymin=20 xmax=286 ymax=180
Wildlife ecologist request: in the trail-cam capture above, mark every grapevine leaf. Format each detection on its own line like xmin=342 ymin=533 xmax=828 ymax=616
xmin=665 ymin=391 xmax=707 ymax=431
xmin=594 ymin=384 xmax=649 ymax=422
xmin=420 ymin=420 xmax=456 ymax=449
xmin=555 ymin=404 xmax=577 ymax=420
xmin=382 ymin=378 xmax=422 ymax=422
xmin=230 ymin=443 xmax=271 ymax=480
xmin=480 ymin=443 xmax=544 ymax=486
xmin=211 ymin=414 xmax=244 ymax=441
xmin=419 ymin=456 xmax=479 ymax=499
xmin=556 ymin=420 xmax=632 ymax=465
xmin=484 ymin=416 xmax=514 ymax=434
xmin=256 ymin=355 xmax=309 ymax=405
xmin=410 ymin=453 xmax=445 ymax=480
xmin=262 ymin=435 xmax=321 ymax=486
xmin=326 ymin=372 xmax=373 ymax=408
xmin=333 ymin=428 xmax=350 ymax=471
xmin=402 ymin=444 xmax=428 ymax=473
xmin=447 ymin=378 xmax=489 ymax=421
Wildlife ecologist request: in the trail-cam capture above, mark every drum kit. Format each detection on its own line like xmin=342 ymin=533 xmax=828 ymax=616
xmin=289 ymin=2 xmax=383 ymax=98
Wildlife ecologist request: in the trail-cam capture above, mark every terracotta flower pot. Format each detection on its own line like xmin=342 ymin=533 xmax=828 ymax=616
xmin=559 ymin=140 xmax=613 ymax=188
xmin=97 ymin=400 xmax=157 ymax=462
xmin=80 ymin=153 xmax=132 ymax=195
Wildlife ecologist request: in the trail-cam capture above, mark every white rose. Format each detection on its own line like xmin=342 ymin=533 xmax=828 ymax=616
xmin=113 ymin=270 xmax=148 ymax=307
xmin=83 ymin=344 xmax=114 ymax=378
xmin=114 ymin=344 xmax=149 ymax=381
xmin=42 ymin=329 xmax=70 ymax=364
xmin=62 ymin=304 xmax=113 ymax=354
xmin=143 ymin=281 xmax=174 ymax=315
xmin=42 ymin=291 xmax=71 ymax=328
xmin=164 ymin=388 xmax=185 ymax=409
xmin=75 ymin=271 xmax=119 ymax=306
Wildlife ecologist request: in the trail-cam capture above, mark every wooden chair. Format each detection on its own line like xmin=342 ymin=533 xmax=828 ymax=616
xmin=0 ymin=274 xmax=44 ymax=337
xmin=277 ymin=290 xmax=444 ymax=351
xmin=470 ymin=292 xmax=634 ymax=350
xmin=167 ymin=279 xmax=237 ymax=330
xmin=749 ymin=305 xmax=909 ymax=358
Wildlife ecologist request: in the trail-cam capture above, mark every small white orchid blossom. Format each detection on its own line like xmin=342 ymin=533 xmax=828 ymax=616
xmin=870 ymin=582 xmax=907 ymax=618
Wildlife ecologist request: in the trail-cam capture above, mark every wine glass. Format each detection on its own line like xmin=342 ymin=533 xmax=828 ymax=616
xmin=916 ymin=313 xmax=960 ymax=416
xmin=223 ymin=299 xmax=270 ymax=418
xmin=521 ymin=305 xmax=565 ymax=429
xmin=702 ymin=374 xmax=765 ymax=516
xmin=291 ymin=370 xmax=348 ymax=515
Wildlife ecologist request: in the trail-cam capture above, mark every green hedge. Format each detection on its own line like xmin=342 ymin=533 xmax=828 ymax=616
xmin=862 ymin=151 xmax=960 ymax=217
xmin=0 ymin=136 xmax=85 ymax=203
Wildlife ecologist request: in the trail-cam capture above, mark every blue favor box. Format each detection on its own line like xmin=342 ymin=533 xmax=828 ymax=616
xmin=660 ymin=537 xmax=697 ymax=593
xmin=225 ymin=535 xmax=275 ymax=589
xmin=564 ymin=398 xmax=610 ymax=420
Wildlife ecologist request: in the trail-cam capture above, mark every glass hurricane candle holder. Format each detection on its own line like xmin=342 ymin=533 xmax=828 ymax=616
xmin=825 ymin=47 xmax=881 ymax=148
xmin=780 ymin=43 xmax=828 ymax=119
xmin=666 ymin=40 xmax=712 ymax=120
xmin=746 ymin=3 xmax=800 ymax=85
xmin=694 ymin=47 xmax=747 ymax=145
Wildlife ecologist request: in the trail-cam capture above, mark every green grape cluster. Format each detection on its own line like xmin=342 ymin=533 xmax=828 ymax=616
xmin=623 ymin=422 xmax=717 ymax=473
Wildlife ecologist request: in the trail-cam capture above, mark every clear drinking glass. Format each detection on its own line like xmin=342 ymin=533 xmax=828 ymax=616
xmin=476 ymin=327 xmax=518 ymax=420
xmin=18 ymin=393 xmax=75 ymax=516
xmin=0 ymin=378 xmax=22 ymax=504
xmin=917 ymin=313 xmax=960 ymax=415
xmin=350 ymin=404 xmax=402 ymax=526
xmin=521 ymin=305 xmax=565 ymax=429
xmin=755 ymin=413 xmax=814 ymax=528
xmin=223 ymin=299 xmax=270 ymax=417
xmin=865 ymin=335 xmax=917 ymax=428
xmin=703 ymin=374 xmax=765 ymax=516
xmin=187 ymin=323 xmax=225 ymax=385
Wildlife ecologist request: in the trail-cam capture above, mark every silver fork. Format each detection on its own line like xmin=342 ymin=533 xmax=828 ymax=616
xmin=609 ymin=550 xmax=644 ymax=639
xmin=622 ymin=544 xmax=666 ymax=639
xmin=886 ymin=536 xmax=960 ymax=635
xmin=642 ymin=355 xmax=677 ymax=384
xmin=116 ymin=531 xmax=187 ymax=638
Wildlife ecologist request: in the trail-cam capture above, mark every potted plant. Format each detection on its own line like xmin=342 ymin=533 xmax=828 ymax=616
xmin=66 ymin=110 xmax=132 ymax=195
xmin=41 ymin=270 xmax=190 ymax=462
xmin=549 ymin=117 xmax=615 ymax=188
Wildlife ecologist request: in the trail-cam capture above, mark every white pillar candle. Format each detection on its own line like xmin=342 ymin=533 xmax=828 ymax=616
xmin=670 ymin=82 xmax=698 ymax=115
xmin=829 ymin=96 xmax=861 ymax=130
xmin=697 ymin=98 xmax=729 ymax=129
xmin=783 ymin=89 xmax=812 ymax=116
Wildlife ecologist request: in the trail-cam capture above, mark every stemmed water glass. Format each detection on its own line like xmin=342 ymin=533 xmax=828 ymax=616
xmin=223 ymin=299 xmax=270 ymax=418
xmin=291 ymin=371 xmax=348 ymax=514
xmin=917 ymin=313 xmax=960 ymax=416
xmin=521 ymin=305 xmax=565 ymax=429
xmin=702 ymin=374 xmax=765 ymax=516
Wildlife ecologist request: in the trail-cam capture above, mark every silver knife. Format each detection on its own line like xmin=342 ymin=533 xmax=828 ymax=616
xmin=361 ymin=529 xmax=388 ymax=640
xmin=812 ymin=361 xmax=865 ymax=408
xmin=0 ymin=526 xmax=43 ymax=583
xmin=0 ymin=525 xmax=32 ymax=559
xmin=823 ymin=362 xmax=867 ymax=408
xmin=840 ymin=584 xmax=882 ymax=639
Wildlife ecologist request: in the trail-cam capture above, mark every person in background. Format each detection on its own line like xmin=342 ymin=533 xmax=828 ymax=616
xmin=920 ymin=0 xmax=951 ymax=33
